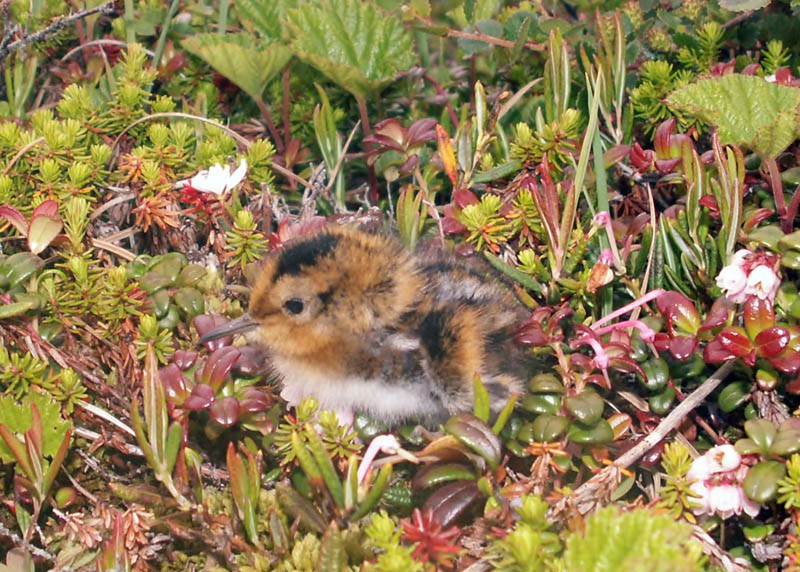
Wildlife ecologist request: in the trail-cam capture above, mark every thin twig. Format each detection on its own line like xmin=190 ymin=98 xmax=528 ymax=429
xmin=0 ymin=1 xmax=116 ymax=61
xmin=412 ymin=17 xmax=545 ymax=52
xmin=550 ymin=361 xmax=736 ymax=517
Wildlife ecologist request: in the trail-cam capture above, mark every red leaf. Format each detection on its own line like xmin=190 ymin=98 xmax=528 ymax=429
xmin=744 ymin=296 xmax=776 ymax=339
xmin=453 ymin=188 xmax=478 ymax=207
xmin=754 ymin=326 xmax=790 ymax=358
xmin=172 ymin=349 xmax=198 ymax=370
xmin=717 ymin=327 xmax=754 ymax=357
xmin=197 ymin=346 xmax=241 ymax=391
xmin=0 ymin=204 xmax=28 ymax=235
xmin=655 ymin=157 xmax=681 ymax=173
xmin=209 ymin=396 xmax=241 ymax=427
xmin=239 ymin=388 xmax=269 ymax=413
xmin=183 ymin=384 xmax=215 ymax=410
xmin=32 ymin=200 xmax=59 ymax=218
xmin=701 ymin=296 xmax=734 ymax=331
xmin=654 ymin=118 xmax=676 ymax=158
xmin=669 ymin=335 xmax=698 ymax=361
xmin=655 ymin=291 xmax=701 ymax=335
xmin=422 ymin=480 xmax=481 ymax=528
xmin=160 ymin=364 xmax=189 ymax=403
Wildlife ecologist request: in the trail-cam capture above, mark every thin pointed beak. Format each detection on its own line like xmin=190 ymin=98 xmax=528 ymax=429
xmin=198 ymin=313 xmax=258 ymax=344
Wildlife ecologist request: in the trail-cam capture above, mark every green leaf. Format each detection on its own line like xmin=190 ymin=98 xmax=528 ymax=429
xmin=564 ymin=390 xmax=605 ymax=425
xmin=0 ymin=393 xmax=71 ymax=464
xmin=718 ymin=0 xmax=770 ymax=11
xmin=181 ymin=33 xmax=291 ymax=102
xmin=718 ymin=381 xmax=751 ymax=413
xmin=317 ymin=522 xmax=347 ymax=572
xmin=444 ymin=413 xmax=502 ymax=469
xmin=771 ymin=419 xmax=800 ymax=457
xmin=744 ymin=460 xmax=786 ymax=504
xmin=286 ymin=0 xmax=415 ymax=100
xmin=667 ymin=74 xmax=800 ymax=158
xmin=743 ymin=418 xmax=777 ymax=453
xmin=233 ymin=0 xmax=286 ymax=38
xmin=567 ymin=420 xmax=615 ymax=445
xmin=473 ymin=374 xmax=490 ymax=422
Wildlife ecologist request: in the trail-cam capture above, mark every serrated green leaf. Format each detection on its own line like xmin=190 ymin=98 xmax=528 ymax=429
xmin=182 ymin=34 xmax=291 ymax=102
xmin=718 ymin=0 xmax=770 ymax=11
xmin=233 ymin=0 xmax=286 ymax=39
xmin=667 ymin=74 xmax=800 ymax=158
xmin=0 ymin=393 xmax=71 ymax=464
xmin=286 ymin=0 xmax=415 ymax=100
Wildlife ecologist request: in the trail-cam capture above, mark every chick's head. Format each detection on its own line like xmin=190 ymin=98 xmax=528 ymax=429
xmin=248 ymin=227 xmax=420 ymax=359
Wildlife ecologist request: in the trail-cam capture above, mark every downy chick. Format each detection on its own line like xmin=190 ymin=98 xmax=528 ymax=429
xmin=201 ymin=226 xmax=534 ymax=426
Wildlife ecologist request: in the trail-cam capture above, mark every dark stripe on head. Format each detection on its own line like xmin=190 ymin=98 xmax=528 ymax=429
xmin=275 ymin=233 xmax=339 ymax=278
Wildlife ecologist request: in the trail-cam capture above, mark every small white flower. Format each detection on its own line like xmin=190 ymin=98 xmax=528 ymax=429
xmin=745 ymin=265 xmax=780 ymax=302
xmin=765 ymin=74 xmax=777 ymax=83
xmin=716 ymin=263 xmax=748 ymax=303
xmin=687 ymin=444 xmax=761 ymax=519
xmin=178 ymin=158 xmax=248 ymax=195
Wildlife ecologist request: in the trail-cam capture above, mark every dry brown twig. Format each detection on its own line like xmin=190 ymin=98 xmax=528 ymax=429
xmin=0 ymin=1 xmax=116 ymax=62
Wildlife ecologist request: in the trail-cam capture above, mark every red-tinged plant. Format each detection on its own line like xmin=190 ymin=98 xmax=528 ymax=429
xmin=0 ymin=403 xmax=72 ymax=542
xmin=96 ymin=512 xmax=131 ymax=572
xmin=652 ymin=118 xmax=693 ymax=173
xmin=515 ymin=304 xmax=573 ymax=347
xmin=654 ymin=291 xmax=702 ymax=360
xmin=704 ymin=297 xmax=800 ymax=374
xmin=161 ymin=318 xmax=271 ymax=438
xmin=131 ymin=345 xmax=192 ymax=510
xmin=363 ymin=118 xmax=437 ymax=180
xmin=0 ymin=200 xmax=63 ymax=255
xmin=401 ymin=508 xmax=462 ymax=567
xmin=227 ymin=442 xmax=262 ymax=546
xmin=442 ymin=188 xmax=479 ymax=235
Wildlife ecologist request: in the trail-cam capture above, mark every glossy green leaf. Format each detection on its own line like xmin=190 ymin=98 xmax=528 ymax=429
xmin=521 ymin=393 xmax=562 ymax=415
xmin=173 ymin=287 xmax=205 ymax=319
xmin=649 ymin=387 xmax=677 ymax=415
xmin=667 ymin=74 xmax=800 ymax=158
xmin=182 ymin=34 xmax=291 ymax=102
xmin=286 ymin=0 xmax=415 ymax=100
xmin=567 ymin=420 xmax=614 ymax=445
xmin=771 ymin=418 xmax=800 ymax=457
xmin=564 ymin=390 xmax=605 ymax=425
xmin=412 ymin=463 xmax=476 ymax=489
xmin=531 ymin=414 xmax=569 ymax=442
xmin=743 ymin=460 xmax=786 ymax=504
xmin=717 ymin=381 xmax=751 ymax=413
xmin=528 ymin=374 xmax=566 ymax=394
xmin=444 ymin=413 xmax=502 ymax=469
xmin=0 ymin=252 xmax=44 ymax=289
xmin=743 ymin=418 xmax=777 ymax=453
xmin=641 ymin=358 xmax=670 ymax=392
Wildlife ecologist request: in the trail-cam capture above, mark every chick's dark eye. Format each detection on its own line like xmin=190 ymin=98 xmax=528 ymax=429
xmin=283 ymin=298 xmax=305 ymax=315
